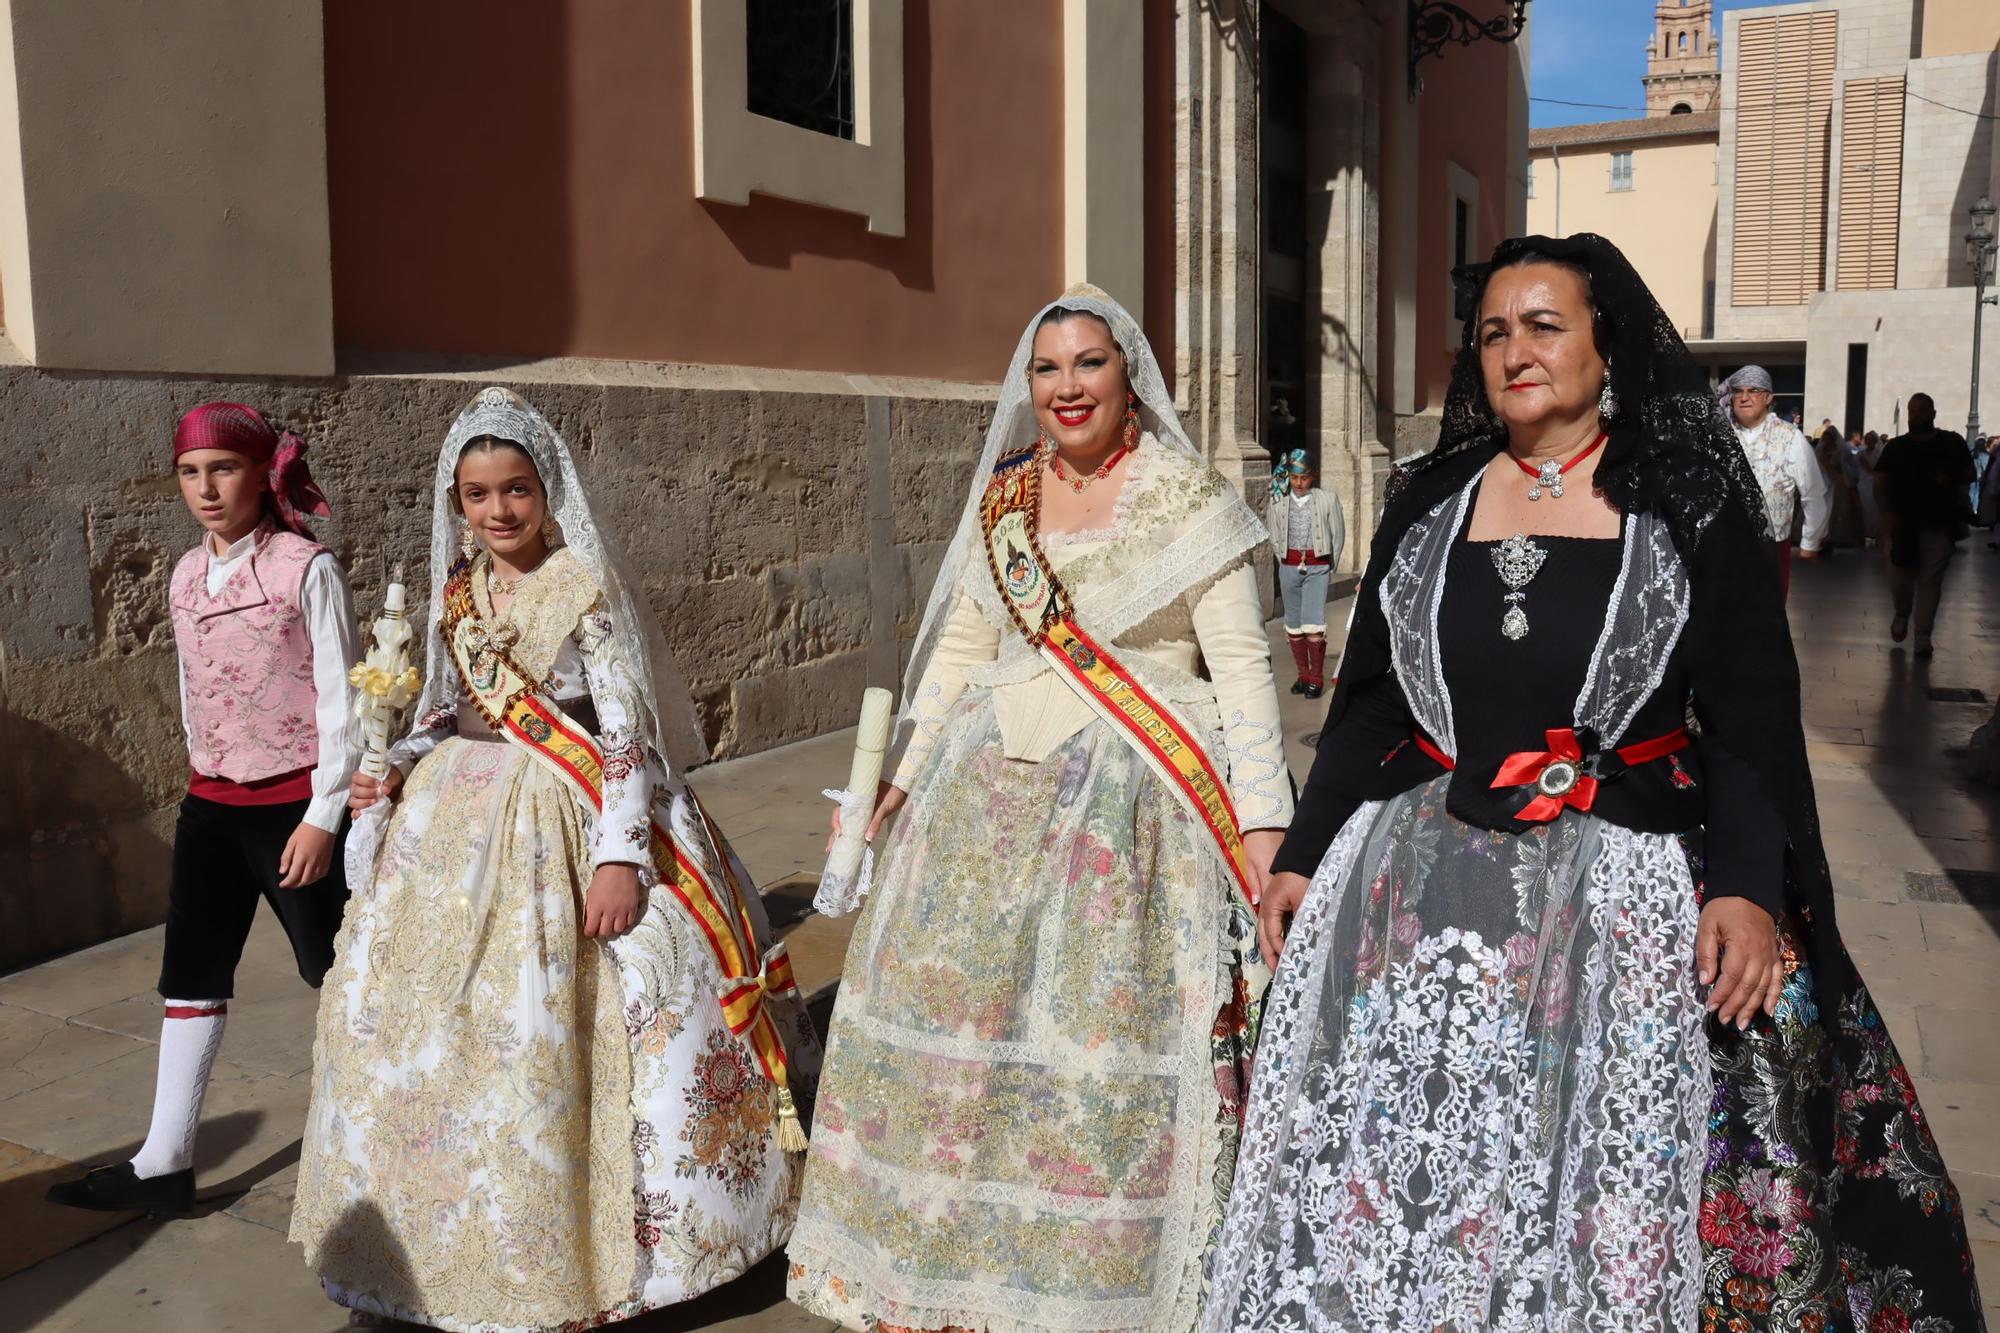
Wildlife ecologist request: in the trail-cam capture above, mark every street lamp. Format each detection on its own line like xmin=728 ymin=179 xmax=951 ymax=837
xmin=1967 ymin=194 xmax=1998 ymax=442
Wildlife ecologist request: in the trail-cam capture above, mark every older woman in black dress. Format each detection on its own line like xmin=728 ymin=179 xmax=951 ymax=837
xmin=1202 ymin=235 xmax=1984 ymax=1333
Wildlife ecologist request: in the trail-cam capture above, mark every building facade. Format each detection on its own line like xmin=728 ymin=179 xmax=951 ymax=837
xmin=1527 ymin=112 xmax=1720 ymax=341
xmin=1712 ymin=0 xmax=2000 ymax=433
xmin=0 ymin=0 xmax=1526 ymax=968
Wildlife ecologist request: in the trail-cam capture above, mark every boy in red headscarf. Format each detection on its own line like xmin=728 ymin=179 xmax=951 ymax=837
xmin=46 ymin=403 xmax=359 ymax=1216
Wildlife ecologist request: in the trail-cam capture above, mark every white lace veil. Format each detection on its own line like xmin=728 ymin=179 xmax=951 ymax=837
xmin=901 ymin=284 xmax=1202 ymax=713
xmin=411 ymin=386 xmax=707 ymax=772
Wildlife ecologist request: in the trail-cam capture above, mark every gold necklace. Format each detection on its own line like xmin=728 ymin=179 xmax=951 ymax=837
xmin=486 ymin=556 xmax=548 ymax=598
xmin=1044 ymin=442 xmax=1130 ymax=495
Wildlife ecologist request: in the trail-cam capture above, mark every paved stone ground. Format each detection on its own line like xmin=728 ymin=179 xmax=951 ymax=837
xmin=2 ymin=549 xmax=1997 ymax=1331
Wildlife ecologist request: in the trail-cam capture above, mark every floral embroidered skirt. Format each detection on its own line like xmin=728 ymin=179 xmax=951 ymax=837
xmin=290 ymin=735 xmax=805 ymax=1333
xmin=1691 ymin=852 xmax=1985 ymax=1332
xmin=1201 ymin=776 xmax=1984 ymax=1333
xmin=787 ymin=697 xmax=1260 ymax=1333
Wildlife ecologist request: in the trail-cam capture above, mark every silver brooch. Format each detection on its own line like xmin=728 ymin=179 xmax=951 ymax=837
xmin=1490 ymin=533 xmax=1547 ymax=641
xmin=1527 ymin=459 xmax=1563 ymax=501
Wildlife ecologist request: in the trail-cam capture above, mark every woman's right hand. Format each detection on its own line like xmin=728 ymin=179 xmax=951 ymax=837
xmin=348 ymin=768 xmax=405 ymax=816
xmin=827 ymin=781 xmax=908 ymax=851
xmin=1257 ymin=870 xmax=1312 ymax=966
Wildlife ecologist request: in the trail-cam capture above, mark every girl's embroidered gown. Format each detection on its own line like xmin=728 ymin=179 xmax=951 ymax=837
xmin=291 ymin=390 xmax=817 ymax=1333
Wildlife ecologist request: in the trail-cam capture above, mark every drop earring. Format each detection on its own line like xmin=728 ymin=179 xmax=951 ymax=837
xmin=541 ymin=512 xmax=559 ymax=545
xmin=460 ymin=521 xmax=478 ymax=561
xmin=1598 ymin=362 xmax=1619 ymax=421
xmin=1122 ymin=388 xmax=1140 ymax=450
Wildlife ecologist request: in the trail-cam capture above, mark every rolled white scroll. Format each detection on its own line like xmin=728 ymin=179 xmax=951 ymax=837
xmin=824 ymin=687 xmax=895 ymax=885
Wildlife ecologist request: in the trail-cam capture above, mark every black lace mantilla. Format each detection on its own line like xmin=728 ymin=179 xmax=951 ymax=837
xmin=1408 ymin=232 xmax=1768 ymax=554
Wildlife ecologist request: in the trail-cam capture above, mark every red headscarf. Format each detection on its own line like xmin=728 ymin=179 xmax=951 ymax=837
xmin=173 ymin=402 xmax=331 ymax=536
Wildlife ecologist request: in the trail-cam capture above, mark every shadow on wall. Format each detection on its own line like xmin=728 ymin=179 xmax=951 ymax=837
xmin=0 ymin=702 xmax=168 ymax=974
xmin=1701 ymin=199 xmax=1718 ymax=341
xmin=322 ymin=2 xmax=576 ymax=360
xmin=699 ymin=0 xmax=937 ymax=293
xmin=1945 ymin=49 xmax=2000 ymax=287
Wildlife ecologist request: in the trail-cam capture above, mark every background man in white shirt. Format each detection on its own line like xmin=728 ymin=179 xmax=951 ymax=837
xmin=1722 ymin=365 xmax=1829 ymax=597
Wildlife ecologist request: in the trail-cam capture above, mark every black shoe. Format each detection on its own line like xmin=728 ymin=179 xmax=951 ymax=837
xmin=1301 ymin=681 xmax=1324 ymax=699
xmin=1914 ymin=643 xmax=1935 ymax=659
xmin=1289 ymin=678 xmax=1308 ymax=695
xmin=44 ymin=1162 xmax=193 ymax=1215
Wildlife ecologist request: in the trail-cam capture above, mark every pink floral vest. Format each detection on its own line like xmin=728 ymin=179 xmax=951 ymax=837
xmin=171 ymin=526 xmax=325 ymax=782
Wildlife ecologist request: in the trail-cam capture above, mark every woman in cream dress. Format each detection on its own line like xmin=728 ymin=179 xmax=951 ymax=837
xmin=292 ymin=388 xmax=816 ymax=1332
xmin=787 ymin=287 xmax=1294 ymax=1333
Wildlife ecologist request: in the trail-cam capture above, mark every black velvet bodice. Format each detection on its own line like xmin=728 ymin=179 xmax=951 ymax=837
xmin=1435 ymin=531 xmax=1703 ymax=836
xmin=1275 ymin=514 xmax=1785 ymax=917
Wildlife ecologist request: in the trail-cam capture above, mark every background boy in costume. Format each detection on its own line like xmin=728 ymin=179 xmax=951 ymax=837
xmin=1265 ymin=448 xmax=1346 ymax=699
xmin=46 ymin=403 xmax=358 ymax=1216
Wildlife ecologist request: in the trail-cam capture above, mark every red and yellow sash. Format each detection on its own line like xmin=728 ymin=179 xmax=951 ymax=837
xmin=979 ymin=448 xmax=1259 ymax=907
xmin=441 ymin=559 xmax=807 ymax=1150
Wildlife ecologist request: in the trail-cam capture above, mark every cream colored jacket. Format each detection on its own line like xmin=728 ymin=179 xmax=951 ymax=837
xmin=892 ymin=439 xmax=1294 ymax=833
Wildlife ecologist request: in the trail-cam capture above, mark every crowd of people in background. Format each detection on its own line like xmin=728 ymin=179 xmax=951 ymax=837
xmin=1776 ymin=408 xmax=1996 ymax=558
xmin=1704 ymin=379 xmax=1993 ymax=659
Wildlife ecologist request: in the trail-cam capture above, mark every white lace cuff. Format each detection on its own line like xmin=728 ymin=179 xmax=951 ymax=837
xmin=342 ymin=798 xmax=392 ymax=899
xmin=814 ymin=787 xmax=877 ymax=917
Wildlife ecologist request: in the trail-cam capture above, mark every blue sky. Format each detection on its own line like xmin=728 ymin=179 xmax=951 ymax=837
xmin=1530 ymin=0 xmax=1769 ymax=127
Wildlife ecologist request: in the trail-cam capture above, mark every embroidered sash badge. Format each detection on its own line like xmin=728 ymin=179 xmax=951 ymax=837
xmin=978 ymin=448 xmax=1260 ymax=907
xmin=439 ymin=556 xmax=809 ymax=1151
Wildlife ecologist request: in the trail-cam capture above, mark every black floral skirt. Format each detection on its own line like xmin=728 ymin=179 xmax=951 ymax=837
xmin=1696 ymin=852 xmax=1985 ymax=1332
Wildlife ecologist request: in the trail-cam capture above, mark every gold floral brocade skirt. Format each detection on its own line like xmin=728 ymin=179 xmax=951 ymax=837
xmin=291 ymin=735 xmax=804 ymax=1332
xmin=787 ymin=698 xmax=1261 ymax=1333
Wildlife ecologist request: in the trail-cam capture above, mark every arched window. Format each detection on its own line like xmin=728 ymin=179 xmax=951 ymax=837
xmin=1679 ymin=31 xmax=1689 ymax=53
xmin=1671 ymin=102 xmax=1694 ymax=115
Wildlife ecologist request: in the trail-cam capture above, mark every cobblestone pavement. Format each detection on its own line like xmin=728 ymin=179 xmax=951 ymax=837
xmin=1 ymin=547 xmax=1996 ymax=1330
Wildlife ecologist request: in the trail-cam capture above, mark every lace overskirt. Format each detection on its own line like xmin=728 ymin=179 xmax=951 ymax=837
xmin=788 ymin=695 xmax=1258 ymax=1333
xmin=1204 ymin=776 xmax=1711 ymax=1332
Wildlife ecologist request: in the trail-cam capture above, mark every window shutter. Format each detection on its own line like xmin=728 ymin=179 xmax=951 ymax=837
xmin=1731 ymin=11 xmax=1837 ymax=306
xmin=1836 ymin=76 xmax=1903 ymax=291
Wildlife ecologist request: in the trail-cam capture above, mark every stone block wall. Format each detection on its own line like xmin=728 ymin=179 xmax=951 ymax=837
xmin=1805 ymin=285 xmax=2000 ymax=432
xmin=1899 ymin=53 xmax=2000 ymax=290
xmin=0 ymin=358 xmax=990 ymax=971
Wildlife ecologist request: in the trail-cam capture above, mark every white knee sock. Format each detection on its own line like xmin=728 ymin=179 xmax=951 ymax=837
xmin=129 ymin=1000 xmax=227 ymax=1179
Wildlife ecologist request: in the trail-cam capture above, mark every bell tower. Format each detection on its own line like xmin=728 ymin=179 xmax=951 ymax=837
xmin=1643 ymin=0 xmax=1720 ymax=117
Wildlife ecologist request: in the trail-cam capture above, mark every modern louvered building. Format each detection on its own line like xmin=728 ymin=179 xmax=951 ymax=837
xmin=1710 ymin=0 xmax=1999 ymax=435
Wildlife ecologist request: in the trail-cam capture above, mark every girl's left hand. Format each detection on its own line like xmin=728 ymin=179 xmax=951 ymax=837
xmin=1241 ymin=828 xmax=1286 ymax=907
xmin=584 ymin=863 xmax=645 ymax=938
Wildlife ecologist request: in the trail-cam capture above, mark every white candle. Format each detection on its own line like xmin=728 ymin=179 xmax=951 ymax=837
xmin=825 ymin=687 xmax=895 ymax=883
xmin=355 ymin=574 xmax=414 ymax=781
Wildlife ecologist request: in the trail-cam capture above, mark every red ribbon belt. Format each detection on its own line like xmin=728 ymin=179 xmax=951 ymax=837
xmin=1410 ymin=726 xmax=1690 ymax=823
xmin=1282 ymin=549 xmax=1330 ymax=567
